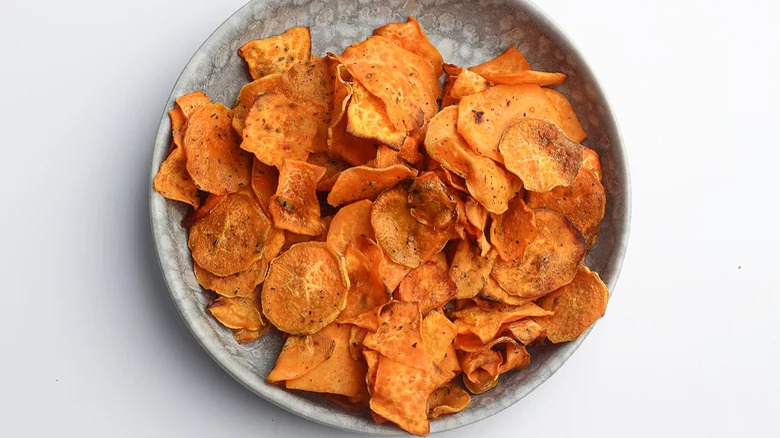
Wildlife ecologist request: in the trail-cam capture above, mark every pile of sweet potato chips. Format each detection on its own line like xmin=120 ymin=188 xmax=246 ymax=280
xmin=154 ymin=17 xmax=609 ymax=436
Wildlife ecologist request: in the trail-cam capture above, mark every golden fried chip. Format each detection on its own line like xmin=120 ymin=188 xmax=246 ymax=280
xmin=484 ymin=70 xmax=567 ymax=87
xmin=582 ymin=146 xmax=602 ymax=181
xmin=175 ymin=91 xmax=212 ymax=118
xmin=306 ymin=152 xmax=349 ymax=191
xmin=397 ymin=253 xmax=457 ymax=315
xmin=269 ymin=159 xmax=327 ymax=236
xmin=327 ymin=72 xmax=380 ymax=165
xmin=457 ymin=84 xmax=562 ymax=162
xmin=442 ymin=64 xmax=491 ymax=106
xmin=277 ymin=56 xmax=334 ymax=153
xmin=453 ymin=333 xmax=518 ymax=353
xmin=207 ymin=296 xmax=263 ymax=330
xmin=261 ymin=242 xmax=349 ymax=335
xmin=371 ymin=186 xmax=451 ymax=268
xmin=464 ymin=197 xmax=490 ymax=255
xmin=336 ymin=243 xmax=390 ymax=330
xmin=327 ymin=164 xmax=416 ymax=207
xmin=169 ymin=106 xmax=187 ymax=149
xmin=535 ymin=266 xmax=609 ymax=343
xmin=452 ymin=302 xmax=552 ymax=343
xmin=408 ymin=172 xmax=457 ymax=230
xmin=194 ymin=258 xmax=267 ymax=298
xmin=469 ymin=46 xmax=531 ymax=77
xmin=154 ymin=146 xmax=200 ymax=208
xmin=498 ymin=343 xmax=531 ymax=374
xmin=362 ymin=301 xmax=428 ymax=370
xmin=231 ymin=74 xmax=283 ymax=136
xmin=370 ymin=356 xmax=431 ymax=436
xmin=450 ymin=239 xmax=496 ymax=300
xmin=427 ymin=381 xmax=471 ymax=419
xmin=354 ymin=235 xmax=412 ymax=292
xmin=499 ymin=117 xmax=584 ymax=192
xmin=374 ymin=17 xmax=444 ymax=77
xmin=491 ymin=209 xmax=586 ymax=298
xmin=189 ymin=192 xmax=271 ymax=276
xmin=238 ymin=27 xmax=311 ymax=79
xmin=499 ymin=319 xmax=546 ymax=345
xmin=184 ymin=103 xmax=253 ymax=194
xmin=325 ymin=391 xmax=370 ymax=411
xmin=490 ymin=197 xmax=537 ymax=262
xmin=375 ymin=145 xmax=403 ymax=167
xmin=266 ymin=330 xmax=336 ymax=382
xmin=263 ymin=227 xmax=285 ymax=262
xmin=478 ymin=276 xmax=533 ymax=306
xmin=233 ymin=325 xmax=271 ymax=344
xmin=250 ymin=159 xmax=278 ymax=216
xmin=542 ymin=88 xmax=587 ymax=142
xmin=363 ymin=349 xmax=381 ymax=396
xmin=459 ymin=349 xmax=502 ymax=395
xmin=326 ymin=199 xmax=375 ymax=255
xmin=346 ymin=81 xmax=407 ymax=150
xmin=420 ymin=309 xmax=457 ymax=364
xmin=181 ymin=193 xmax=224 ymax=228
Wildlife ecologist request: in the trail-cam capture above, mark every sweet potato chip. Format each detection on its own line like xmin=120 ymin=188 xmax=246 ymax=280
xmin=184 ymin=103 xmax=253 ymax=194
xmin=336 ymin=243 xmax=390 ymax=329
xmin=169 ymin=106 xmax=187 ymax=149
xmin=263 ymin=227 xmax=285 ymax=262
xmin=207 ymin=296 xmax=263 ymax=330
xmin=542 ymin=88 xmax=587 ymax=142
xmin=327 ymin=164 xmax=416 ymax=207
xmin=267 ymin=330 xmax=336 ymax=382
xmin=399 ymin=134 xmax=424 ymax=165
xmin=459 ymin=349 xmax=502 ymax=395
xmin=327 ymin=72 xmax=380 ymax=165
xmin=582 ymin=146 xmax=602 ymax=181
xmin=233 ymin=325 xmax=271 ymax=344
xmin=452 ymin=302 xmax=552 ymax=343
xmin=306 ymin=152 xmax=349 ymax=191
xmin=238 ymin=27 xmax=311 ymax=80
xmin=154 ymin=146 xmax=200 ymax=208
xmin=420 ymin=309 xmax=457 ymax=364
xmin=453 ymin=333 xmax=518 ymax=353
xmin=371 ymin=186 xmax=451 ymax=268
xmin=346 ymin=81 xmax=407 ymax=150
xmin=535 ymin=266 xmax=609 ymax=343
xmin=362 ymin=301 xmax=428 ymax=370
xmin=469 ymin=46 xmax=531 ymax=77
xmin=261 ymin=242 xmax=349 ymax=335
xmin=499 ymin=319 xmax=546 ymax=345
xmin=194 ymin=258 xmax=267 ymax=298
xmin=374 ymin=17 xmax=444 ymax=77
xmin=397 ymin=253 xmax=457 ymax=315
xmin=491 ymin=209 xmax=586 ymax=298
xmin=498 ymin=343 xmax=531 ymax=374
xmin=490 ymin=197 xmax=537 ymax=262
xmin=269 ymin=159 xmax=327 ymax=236
xmin=464 ymin=197 xmax=490 ymax=255
xmin=363 ymin=349 xmax=381 ymax=396
xmin=408 ymin=172 xmax=456 ymax=230
xmin=526 ymin=165 xmax=606 ymax=247
xmin=189 ymin=192 xmax=271 ymax=276
xmin=427 ymin=381 xmax=471 ymax=419
xmin=499 ymin=117 xmax=584 ymax=192
xmin=231 ymin=74 xmax=283 ymax=136
xmin=250 ymin=159 xmax=278 ymax=215
xmin=478 ymin=276 xmax=533 ymax=306
xmin=450 ymin=239 xmax=496 ymax=300
xmin=485 ymin=70 xmax=567 ymax=87
xmin=181 ymin=193 xmax=223 ymax=228
xmin=326 ymin=199 xmax=375 ymax=255
xmin=442 ymin=65 xmax=491 ymax=106
xmin=370 ymin=356 xmax=431 ymax=436
xmin=457 ymin=84 xmax=562 ymax=162
xmin=176 ymin=91 xmax=212 ymax=118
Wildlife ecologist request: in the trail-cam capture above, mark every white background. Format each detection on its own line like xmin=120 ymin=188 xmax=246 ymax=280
xmin=1 ymin=0 xmax=778 ymax=436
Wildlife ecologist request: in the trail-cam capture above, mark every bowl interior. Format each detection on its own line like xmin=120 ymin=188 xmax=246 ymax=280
xmin=149 ymin=0 xmax=629 ymax=434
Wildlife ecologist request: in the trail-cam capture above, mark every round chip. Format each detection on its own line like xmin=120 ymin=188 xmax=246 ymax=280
xmin=261 ymin=242 xmax=350 ymax=335
xmin=193 ymin=258 xmax=268 ymax=298
xmin=408 ymin=172 xmax=456 ymax=230
xmin=490 ymin=197 xmax=537 ymax=262
xmin=397 ymin=253 xmax=457 ymax=315
xmin=326 ymin=199 xmax=374 ymax=255
xmin=326 ymin=164 xmax=417 ymax=207
xmin=188 ymin=192 xmax=271 ymax=276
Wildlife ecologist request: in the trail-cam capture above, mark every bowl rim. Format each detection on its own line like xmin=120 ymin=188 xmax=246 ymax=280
xmin=148 ymin=0 xmax=631 ymax=434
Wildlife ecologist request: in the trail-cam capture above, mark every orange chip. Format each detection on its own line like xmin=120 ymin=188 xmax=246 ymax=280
xmin=459 ymin=349 xmax=502 ymax=394
xmin=399 ymin=134 xmax=424 ymax=165
xmin=464 ymin=197 xmax=490 ymax=255
xmin=408 ymin=171 xmax=457 ymax=230
xmin=346 ymin=81 xmax=407 ymax=150
xmin=336 ymin=243 xmax=391 ymax=330
xmin=452 ymin=302 xmax=552 ymax=343
xmin=325 ymin=391 xmax=370 ymax=411
xmin=420 ymin=309 xmax=457 ymax=364
xmin=542 ymin=88 xmax=587 ymax=142
xmin=453 ymin=332 xmax=518 ymax=353
xmin=374 ymin=17 xmax=444 ymax=77
xmin=499 ymin=117 xmax=584 ymax=192
xmin=450 ymin=239 xmax=496 ymax=300
xmin=207 ymin=296 xmax=263 ymax=330
xmin=478 ymin=276 xmax=534 ymax=306
xmin=526 ymin=165 xmax=606 ymax=247
xmin=582 ymin=146 xmax=602 ymax=181
xmin=238 ymin=27 xmax=311 ymax=80
xmin=498 ymin=343 xmax=531 ymax=374
xmin=371 ymin=185 xmax=451 ymax=268
xmin=370 ymin=356 xmax=431 ymax=436
xmin=469 ymin=46 xmax=532 ymax=77
xmin=184 ymin=103 xmax=253 ymax=194
xmin=250 ymin=159 xmax=278 ymax=216
xmin=357 ymin=236 xmax=412 ymax=292
xmin=397 ymin=253 xmax=457 ymax=315
xmin=154 ymin=147 xmax=200 ymax=208
xmin=424 ymin=106 xmax=471 ymax=178
xmin=175 ymin=91 xmax=212 ymax=118
xmin=499 ymin=319 xmax=546 ymax=345
xmin=348 ymin=325 xmax=370 ymax=361
xmin=231 ymin=74 xmax=283 ymax=136
xmin=491 ymin=209 xmax=586 ymax=298
xmin=484 ymin=70 xmax=567 ymax=87
xmin=233 ymin=325 xmax=271 ymax=344
xmin=189 ymin=192 xmax=271 ymax=276
xmin=263 ymin=227 xmax=285 ymax=262
xmin=490 ymin=196 xmax=537 ymax=262
xmin=428 ymin=381 xmax=471 ymax=419
xmin=327 ymin=71 xmax=380 ymax=165
xmin=169 ymin=106 xmax=187 ymax=149
xmin=363 ymin=349 xmax=381 ymax=396
xmin=181 ymin=193 xmax=223 ymax=228
xmin=375 ymin=145 xmax=403 ymax=167
xmin=277 ymin=56 xmax=334 ymax=153
xmin=266 ymin=330 xmax=336 ymax=382
xmin=326 ymin=199 xmax=375 ymax=255
xmin=306 ymin=152 xmax=349 ymax=191
xmin=194 ymin=258 xmax=267 ymax=298
xmin=457 ymin=84 xmax=562 ymax=162
xmin=261 ymin=242 xmax=349 ymax=335
xmin=535 ymin=266 xmax=609 ymax=343
xmin=442 ymin=64 xmax=491 ymax=106
xmin=436 ymin=167 xmax=469 ymax=194
xmin=327 ymin=164 xmax=416 ymax=207
xmin=269 ymin=159 xmax=327 ymax=236
xmin=362 ymin=301 xmax=428 ymax=370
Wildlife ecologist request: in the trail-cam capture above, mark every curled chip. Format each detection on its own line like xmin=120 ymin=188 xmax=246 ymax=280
xmin=374 ymin=16 xmax=444 ymax=77
xmin=346 ymin=81 xmax=407 ymax=150
xmin=169 ymin=106 xmax=187 ymax=149
xmin=261 ymin=242 xmax=349 ymax=335
xmin=233 ymin=325 xmax=271 ymax=344
xmin=490 ymin=197 xmax=537 ymax=262
xmin=241 ymin=92 xmax=319 ymax=167
xmin=267 ymin=330 xmax=336 ymax=382
xmin=526 ymin=165 xmax=606 ymax=247
xmin=427 ymin=381 xmax=471 ymax=419
xmin=182 ymin=193 xmax=224 ymax=228
xmin=492 ymin=209 xmax=586 ymax=298
xmin=535 ymin=266 xmax=609 ymax=343
xmin=453 ymin=333 xmax=518 ymax=353
xmin=457 ymin=84 xmax=563 ymax=162
xmin=498 ymin=343 xmax=531 ymax=374
xmin=153 ymin=147 xmax=200 ymax=208
xmin=189 ymin=192 xmax=271 ymax=276
xmin=371 ymin=186 xmax=451 ymax=268
xmin=194 ymin=258 xmax=267 ymax=298
xmin=408 ymin=172 xmax=457 ymax=230
xmin=327 ymin=164 xmax=417 ymax=207
xmin=464 ymin=197 xmax=490 ymax=255
xmin=542 ymin=88 xmax=587 ymax=142
xmin=452 ymin=302 xmax=552 ymax=343
xmin=326 ymin=199 xmax=375 ymax=254
xmin=459 ymin=349 xmax=502 ymax=394
xmin=469 ymin=46 xmax=531 ymax=78
xmin=483 ymin=70 xmax=567 ymax=87
xmin=499 ymin=117 xmax=584 ymax=192
xmin=328 ymin=71 xmax=380 ymax=165
xmin=184 ymin=103 xmax=253 ymax=195
xmin=353 ymin=235 xmax=411 ymax=292
xmin=207 ymin=296 xmax=263 ymax=330
xmin=336 ymin=243 xmax=390 ymax=330
xmin=250 ymin=159 xmax=278 ymax=216
xmin=269 ymin=159 xmax=327 ymax=236
xmin=450 ymin=239 xmax=496 ymax=300
xmin=582 ymin=147 xmax=602 ymax=181
xmin=238 ymin=27 xmax=311 ymax=80
xmin=478 ymin=276 xmax=533 ymax=306
xmin=397 ymin=253 xmax=457 ymax=315
xmin=231 ymin=74 xmax=282 ymax=136
xmin=499 ymin=319 xmax=546 ymax=345
xmin=362 ymin=301 xmax=428 ymax=370
xmin=441 ymin=64 xmax=491 ymax=107
xmin=306 ymin=152 xmax=349 ymax=191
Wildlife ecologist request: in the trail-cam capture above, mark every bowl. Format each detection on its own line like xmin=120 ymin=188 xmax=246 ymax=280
xmin=149 ymin=0 xmax=631 ymax=434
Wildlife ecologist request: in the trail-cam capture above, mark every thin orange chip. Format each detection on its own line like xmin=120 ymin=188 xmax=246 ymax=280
xmin=327 ymin=70 xmax=380 ymax=165
xmin=326 ymin=199 xmax=375 ymax=255
xmin=459 ymin=349 xmax=502 ymax=395
xmin=582 ymin=146 xmax=602 ymax=181
xmin=478 ymin=276 xmax=534 ymax=306
xmin=327 ymin=164 xmax=416 ymax=207
xmin=250 ymin=159 xmax=278 ymax=216
xmin=363 ymin=349 xmax=381 ymax=396
xmin=189 ymin=192 xmax=271 ymax=276
xmin=306 ymin=152 xmax=349 ymax=191
xmin=542 ymin=88 xmax=587 ymax=142
xmin=490 ymin=196 xmax=537 ymax=262
xmin=184 ymin=103 xmax=253 ymax=194
xmin=499 ymin=117 xmax=584 ymax=192
xmin=269 ymin=159 xmax=327 ymax=236
xmin=169 ymin=106 xmax=187 ymax=149
xmin=346 ymin=81 xmax=407 ymax=150
xmin=420 ymin=309 xmax=457 ymax=364
xmin=375 ymin=145 xmax=403 ymax=167
xmin=498 ymin=343 xmax=531 ymax=374
xmin=348 ymin=325 xmax=369 ymax=361
xmin=238 ymin=27 xmax=311 ymax=80
xmin=397 ymin=253 xmax=457 ymax=315
xmin=452 ymin=302 xmax=552 ymax=343
xmin=181 ymin=193 xmax=224 ymax=228
xmin=370 ymin=356 xmax=431 ymax=436
xmin=231 ymin=74 xmax=283 ymax=136
xmin=207 ymin=296 xmax=263 ymax=330
xmin=353 ymin=235 xmax=412 ymax=292
xmin=442 ymin=64 xmax=491 ymax=106
xmin=464 ymin=197 xmax=490 ymax=255
xmin=263 ymin=227 xmax=285 ymax=262
xmin=484 ymin=70 xmax=567 ymax=87
xmin=491 ymin=209 xmax=586 ymax=298
xmin=233 ymin=325 xmax=271 ymax=344
xmin=175 ymin=91 xmax=212 ymax=118
xmin=362 ymin=301 xmax=428 ymax=371
xmin=336 ymin=243 xmax=390 ymax=330
xmin=371 ymin=185 xmax=451 ymax=268
xmin=499 ymin=319 xmax=546 ymax=345
xmin=535 ymin=266 xmax=609 ymax=343
xmin=428 ymin=381 xmax=471 ymax=419
xmin=399 ymin=134 xmax=424 ymax=165
xmin=277 ymin=56 xmax=334 ymax=153
xmin=450 ymin=239 xmax=496 ymax=300
xmin=457 ymin=84 xmax=563 ymax=162
xmin=154 ymin=146 xmax=200 ymax=208
xmin=408 ymin=172 xmax=457 ymax=230
xmin=194 ymin=258 xmax=267 ymax=298
xmin=261 ymin=242 xmax=350 ymax=335
xmin=469 ymin=46 xmax=531 ymax=77
xmin=374 ymin=17 xmax=444 ymax=77
xmin=266 ymin=330 xmax=336 ymax=382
